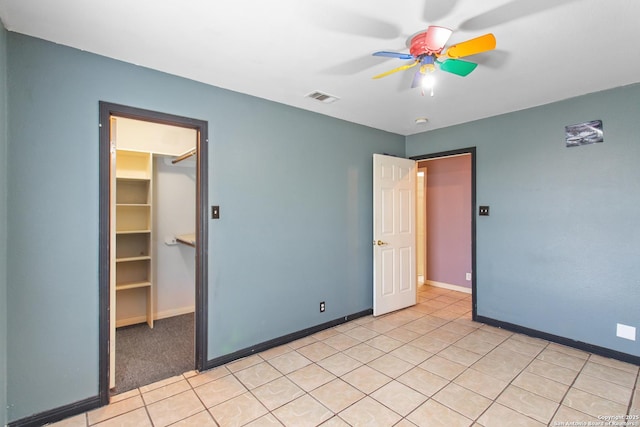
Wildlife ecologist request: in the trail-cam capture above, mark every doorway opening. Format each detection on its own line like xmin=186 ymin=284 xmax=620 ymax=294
xmin=98 ymin=102 xmax=208 ymax=403
xmin=412 ymin=148 xmax=476 ymax=319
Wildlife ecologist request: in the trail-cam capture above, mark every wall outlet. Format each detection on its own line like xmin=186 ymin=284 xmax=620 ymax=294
xmin=465 ymin=273 xmax=472 ymax=281
xmin=616 ymin=323 xmax=636 ymax=341
xmin=320 ymin=301 xmax=325 ymax=312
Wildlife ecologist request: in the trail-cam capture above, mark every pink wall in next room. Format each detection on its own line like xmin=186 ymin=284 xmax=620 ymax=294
xmin=423 ymin=154 xmax=472 ymax=289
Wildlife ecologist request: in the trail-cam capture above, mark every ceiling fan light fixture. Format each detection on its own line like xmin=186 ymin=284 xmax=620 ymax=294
xmin=420 ymin=73 xmax=435 ymax=97
xmin=421 ymin=73 xmax=435 ymax=89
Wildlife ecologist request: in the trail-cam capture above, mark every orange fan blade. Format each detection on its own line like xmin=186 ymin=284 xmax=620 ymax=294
xmin=444 ymin=33 xmax=496 ymax=59
xmin=372 ymin=60 xmax=419 ymax=79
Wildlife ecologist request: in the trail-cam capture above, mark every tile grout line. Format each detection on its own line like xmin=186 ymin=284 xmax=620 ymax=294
xmin=551 ymin=350 xmax=596 ymax=423
xmin=438 ymin=323 xmax=550 ymax=425
xmin=626 ymin=363 xmax=640 ymax=416
xmin=324 ymin=295 xmax=474 ymax=425
xmin=483 ymin=339 xmax=554 ymax=425
xmin=185 ymin=371 xmax=219 ymax=427
xmin=142 ymin=399 xmax=156 ymax=427
xmin=360 ymin=298 xmax=480 ymax=424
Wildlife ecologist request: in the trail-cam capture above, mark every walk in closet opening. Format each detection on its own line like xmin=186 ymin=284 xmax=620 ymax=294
xmin=98 ymin=103 xmax=208 ymax=402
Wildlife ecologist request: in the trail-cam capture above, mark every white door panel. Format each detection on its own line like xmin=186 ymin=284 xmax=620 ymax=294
xmin=373 ymin=154 xmax=417 ymax=316
xmin=381 ymin=248 xmax=394 ymax=296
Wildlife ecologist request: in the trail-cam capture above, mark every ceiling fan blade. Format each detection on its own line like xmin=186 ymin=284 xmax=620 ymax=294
xmin=420 ymin=25 xmax=453 ymax=53
xmin=439 ymin=59 xmax=478 ymax=76
xmin=459 ymin=0 xmax=577 ymax=31
xmin=444 ymin=33 xmax=496 ymax=59
xmin=411 ymin=70 xmax=424 ymax=88
xmin=372 ymin=51 xmax=415 ymax=60
xmin=373 ymin=61 xmax=419 ymax=79
xmin=423 ymin=0 xmax=460 ymax=22
xmin=310 ymin=5 xmax=401 ymax=39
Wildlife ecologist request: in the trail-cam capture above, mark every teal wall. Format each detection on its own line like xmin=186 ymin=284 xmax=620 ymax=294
xmin=5 ymin=33 xmax=403 ymax=421
xmin=407 ymin=84 xmax=640 ymax=357
xmin=0 ymin=18 xmax=8 ymax=427
xmin=5 ymin=26 xmax=640 ymax=425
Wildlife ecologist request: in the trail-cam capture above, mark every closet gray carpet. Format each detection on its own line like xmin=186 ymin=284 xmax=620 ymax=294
xmin=115 ymin=313 xmax=194 ymax=394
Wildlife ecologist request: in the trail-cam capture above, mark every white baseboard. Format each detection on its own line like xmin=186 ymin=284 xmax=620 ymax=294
xmin=116 ymin=306 xmax=195 ymax=328
xmin=116 ymin=315 xmax=149 ymax=328
xmin=425 ymin=280 xmax=472 ymax=294
xmin=155 ymin=306 xmax=195 ymax=320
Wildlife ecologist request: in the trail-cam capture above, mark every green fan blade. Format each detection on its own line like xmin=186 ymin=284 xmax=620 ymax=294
xmin=439 ymin=59 xmax=478 ymax=77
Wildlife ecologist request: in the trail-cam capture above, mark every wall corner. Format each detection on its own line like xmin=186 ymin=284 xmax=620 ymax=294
xmin=0 ymin=17 xmax=9 ymax=427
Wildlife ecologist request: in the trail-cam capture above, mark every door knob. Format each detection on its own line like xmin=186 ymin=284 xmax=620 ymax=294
xmin=375 ymin=240 xmax=387 ymax=246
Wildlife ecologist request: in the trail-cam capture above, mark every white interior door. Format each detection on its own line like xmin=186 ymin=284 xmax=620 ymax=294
xmin=373 ymin=154 xmax=417 ymax=316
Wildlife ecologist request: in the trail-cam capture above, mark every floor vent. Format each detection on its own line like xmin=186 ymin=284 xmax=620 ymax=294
xmin=305 ymin=91 xmax=340 ymax=104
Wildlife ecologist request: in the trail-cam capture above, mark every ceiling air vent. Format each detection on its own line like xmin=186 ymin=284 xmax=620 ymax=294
xmin=305 ymin=91 xmax=339 ymax=104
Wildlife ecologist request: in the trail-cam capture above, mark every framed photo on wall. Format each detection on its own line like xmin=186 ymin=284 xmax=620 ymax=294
xmin=565 ymin=120 xmax=603 ymax=147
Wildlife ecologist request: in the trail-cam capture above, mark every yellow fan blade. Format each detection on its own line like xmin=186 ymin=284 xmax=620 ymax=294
xmin=372 ymin=61 xmax=419 ymax=79
xmin=445 ymin=33 xmax=496 ymax=59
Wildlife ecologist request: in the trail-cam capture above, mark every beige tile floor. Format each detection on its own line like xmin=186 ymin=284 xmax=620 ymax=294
xmin=51 ymin=285 xmax=640 ymax=427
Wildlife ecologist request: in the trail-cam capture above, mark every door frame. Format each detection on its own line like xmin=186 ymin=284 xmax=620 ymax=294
xmin=98 ymin=102 xmax=209 ymax=404
xmin=410 ymin=147 xmax=477 ymax=320
xmin=416 ymin=165 xmax=427 ymax=285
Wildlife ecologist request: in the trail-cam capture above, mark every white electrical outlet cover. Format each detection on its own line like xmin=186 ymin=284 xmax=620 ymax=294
xmin=616 ymin=323 xmax=636 ymax=341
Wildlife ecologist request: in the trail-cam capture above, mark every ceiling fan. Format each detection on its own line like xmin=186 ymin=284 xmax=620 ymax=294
xmin=372 ymin=26 xmax=496 ymax=95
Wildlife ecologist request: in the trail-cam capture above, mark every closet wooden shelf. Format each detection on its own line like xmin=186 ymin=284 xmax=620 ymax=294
xmin=116 ymin=176 xmax=150 ymax=180
xmin=116 ymin=229 xmax=151 ymax=234
xmin=116 ymin=281 xmax=152 ymax=291
xmin=116 ymin=255 xmax=151 ymax=263
xmin=116 ymin=203 xmax=151 ymax=207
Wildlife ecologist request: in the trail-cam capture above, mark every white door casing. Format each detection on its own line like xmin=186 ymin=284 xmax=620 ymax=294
xmin=373 ymin=154 xmax=417 ymax=316
xmin=109 ymin=117 xmax=117 ymax=389
xmin=417 ymin=166 xmax=427 ymax=285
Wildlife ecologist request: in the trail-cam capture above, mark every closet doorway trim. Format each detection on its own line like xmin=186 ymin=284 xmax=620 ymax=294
xmin=98 ymin=102 xmax=209 ymax=405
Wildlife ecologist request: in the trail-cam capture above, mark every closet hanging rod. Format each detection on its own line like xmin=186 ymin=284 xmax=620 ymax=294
xmin=172 ymin=148 xmax=197 ymax=164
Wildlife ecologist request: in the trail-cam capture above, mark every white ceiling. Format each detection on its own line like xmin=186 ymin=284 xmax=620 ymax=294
xmin=1 ymin=0 xmax=639 ymax=136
